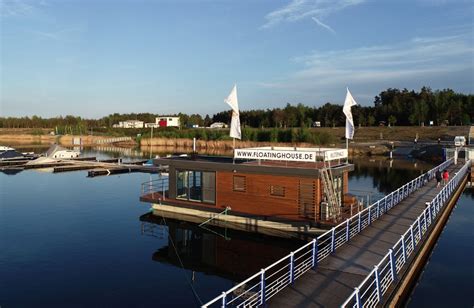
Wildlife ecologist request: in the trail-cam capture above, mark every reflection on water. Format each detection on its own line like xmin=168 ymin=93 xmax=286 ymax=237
xmin=408 ymin=190 xmax=474 ymax=307
xmin=348 ymin=157 xmax=433 ymax=205
xmin=140 ymin=213 xmax=305 ymax=282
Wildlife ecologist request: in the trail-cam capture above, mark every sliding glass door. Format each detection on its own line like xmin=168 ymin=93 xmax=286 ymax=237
xmin=176 ymin=170 xmax=215 ymax=204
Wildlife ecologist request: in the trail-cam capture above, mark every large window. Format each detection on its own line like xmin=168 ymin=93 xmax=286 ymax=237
xmin=176 ymin=170 xmax=215 ymax=204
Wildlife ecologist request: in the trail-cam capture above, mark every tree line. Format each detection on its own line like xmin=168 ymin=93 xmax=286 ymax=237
xmin=1 ymin=87 xmax=472 ymax=131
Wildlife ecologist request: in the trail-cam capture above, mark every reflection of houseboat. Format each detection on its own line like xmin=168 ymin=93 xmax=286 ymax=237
xmin=140 ymin=212 xmax=304 ymax=281
xmin=140 ymin=147 xmax=356 ymax=234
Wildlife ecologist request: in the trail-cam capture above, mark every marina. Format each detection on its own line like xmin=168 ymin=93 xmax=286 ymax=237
xmin=1 ymin=145 xmax=471 ymax=307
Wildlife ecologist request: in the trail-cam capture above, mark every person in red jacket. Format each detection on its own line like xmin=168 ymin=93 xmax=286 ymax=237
xmin=442 ymin=170 xmax=449 ymax=186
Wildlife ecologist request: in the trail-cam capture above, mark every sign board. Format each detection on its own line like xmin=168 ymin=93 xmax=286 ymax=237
xmin=234 ymin=149 xmax=317 ymax=162
xmin=323 ymin=149 xmax=348 ymax=161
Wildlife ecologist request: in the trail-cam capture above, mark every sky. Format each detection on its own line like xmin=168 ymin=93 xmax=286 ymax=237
xmin=1 ymin=0 xmax=473 ymax=118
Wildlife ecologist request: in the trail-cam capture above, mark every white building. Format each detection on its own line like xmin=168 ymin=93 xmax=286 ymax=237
xmin=115 ymin=120 xmax=144 ymax=128
xmin=156 ymin=116 xmax=180 ymax=128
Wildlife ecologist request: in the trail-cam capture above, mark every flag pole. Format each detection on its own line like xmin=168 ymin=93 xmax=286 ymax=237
xmin=346 ymin=137 xmax=349 ymax=163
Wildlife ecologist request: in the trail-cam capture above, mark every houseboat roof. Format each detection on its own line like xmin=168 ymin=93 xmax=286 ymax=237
xmin=153 ymin=146 xmax=353 ymax=178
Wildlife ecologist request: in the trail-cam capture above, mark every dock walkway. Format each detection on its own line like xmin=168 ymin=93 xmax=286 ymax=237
xmin=268 ymin=162 xmax=464 ymax=307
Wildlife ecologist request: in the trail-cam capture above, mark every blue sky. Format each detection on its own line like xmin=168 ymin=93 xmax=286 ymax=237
xmin=1 ymin=0 xmax=473 ymax=118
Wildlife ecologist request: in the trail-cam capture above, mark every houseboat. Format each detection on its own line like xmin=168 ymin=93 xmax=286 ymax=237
xmin=140 ymin=146 xmax=357 ymax=234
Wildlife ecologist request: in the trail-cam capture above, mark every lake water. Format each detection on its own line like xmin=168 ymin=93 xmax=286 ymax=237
xmin=0 ymin=150 xmax=471 ymax=307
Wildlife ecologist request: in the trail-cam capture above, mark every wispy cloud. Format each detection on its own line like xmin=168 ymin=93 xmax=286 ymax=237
xmin=29 ymin=26 xmax=84 ymax=42
xmin=262 ymin=0 xmax=365 ymax=29
xmin=258 ymin=33 xmax=474 ymax=101
xmin=311 ymin=16 xmax=335 ymax=34
xmin=0 ymin=0 xmax=46 ymax=17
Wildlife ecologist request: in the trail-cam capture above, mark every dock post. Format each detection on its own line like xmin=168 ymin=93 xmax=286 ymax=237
xmin=389 ymin=248 xmax=397 ymax=281
xmin=368 ymin=207 xmax=372 ymax=225
xmin=221 ymin=292 xmax=226 ymax=308
xmin=410 ymin=224 xmax=415 ymax=253
xmin=260 ymin=269 xmax=266 ymax=306
xmin=374 ymin=265 xmax=381 ymax=301
xmin=345 ymin=219 xmax=350 ymax=242
xmin=312 ymin=238 xmax=318 ymax=269
xmin=331 ymin=228 xmax=335 ymax=252
xmin=289 ymin=252 xmax=295 ymax=284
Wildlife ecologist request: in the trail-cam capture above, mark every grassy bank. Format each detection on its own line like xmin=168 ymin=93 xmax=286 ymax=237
xmin=0 ymin=126 xmax=470 ymax=147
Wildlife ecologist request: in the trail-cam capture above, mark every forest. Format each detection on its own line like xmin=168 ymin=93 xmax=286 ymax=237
xmin=1 ymin=87 xmax=472 ymax=131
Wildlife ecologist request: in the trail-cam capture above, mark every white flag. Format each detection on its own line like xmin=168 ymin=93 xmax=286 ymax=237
xmin=343 ymin=88 xmax=358 ymax=139
xmin=224 ymin=84 xmax=241 ymax=140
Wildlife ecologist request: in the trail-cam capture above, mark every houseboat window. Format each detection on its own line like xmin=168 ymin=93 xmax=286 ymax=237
xmin=189 ymin=171 xmax=202 ymax=202
xmin=270 ymin=185 xmax=285 ymax=197
xmin=202 ymin=172 xmax=216 ymax=203
xmin=176 ymin=170 xmax=215 ymax=204
xmin=233 ymin=175 xmax=246 ymax=192
xmin=177 ymin=170 xmax=189 ymax=200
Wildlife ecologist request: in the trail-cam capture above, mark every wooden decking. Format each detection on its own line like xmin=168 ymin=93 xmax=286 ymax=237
xmin=269 ymin=162 xmax=466 ymax=307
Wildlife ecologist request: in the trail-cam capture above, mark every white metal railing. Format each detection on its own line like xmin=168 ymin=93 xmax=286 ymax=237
xmin=141 ymin=177 xmax=169 ymax=201
xmin=201 ymin=159 xmax=455 ymax=308
xmin=341 ymin=159 xmax=470 ymax=308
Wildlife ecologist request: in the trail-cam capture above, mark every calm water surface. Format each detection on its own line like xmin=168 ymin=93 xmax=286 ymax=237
xmin=0 ymin=151 xmax=471 ymax=307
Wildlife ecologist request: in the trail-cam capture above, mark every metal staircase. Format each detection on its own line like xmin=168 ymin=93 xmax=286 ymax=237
xmin=321 ymin=165 xmax=340 ymax=221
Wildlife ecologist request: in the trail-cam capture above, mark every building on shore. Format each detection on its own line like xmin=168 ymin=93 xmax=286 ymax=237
xmin=156 ymin=116 xmax=180 ymax=128
xmin=113 ymin=120 xmax=145 ymax=129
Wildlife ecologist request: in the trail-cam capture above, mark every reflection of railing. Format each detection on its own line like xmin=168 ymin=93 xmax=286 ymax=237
xmin=202 ymin=158 xmax=454 ymax=308
xmin=141 ymin=177 xmax=169 ymax=201
xmin=342 ymin=159 xmax=470 ymax=308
